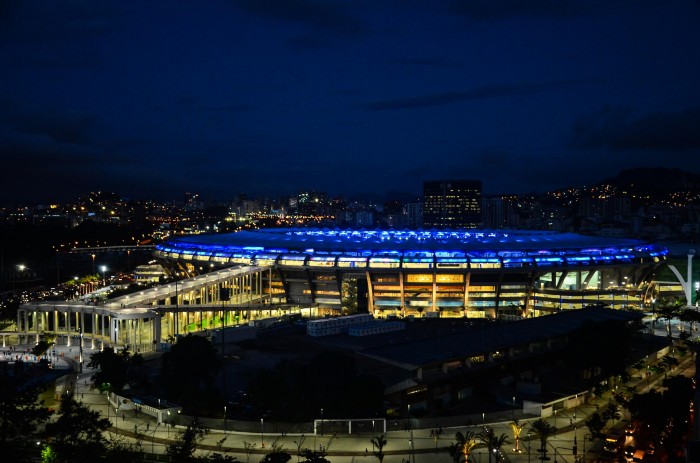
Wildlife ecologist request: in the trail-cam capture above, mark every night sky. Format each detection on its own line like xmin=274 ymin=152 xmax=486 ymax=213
xmin=2 ymin=1 xmax=700 ymax=205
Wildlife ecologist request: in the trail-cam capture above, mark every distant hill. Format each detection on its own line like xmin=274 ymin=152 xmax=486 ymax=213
xmin=598 ymin=167 xmax=700 ymax=196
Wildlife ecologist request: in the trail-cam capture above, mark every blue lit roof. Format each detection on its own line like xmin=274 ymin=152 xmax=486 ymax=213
xmin=156 ymin=228 xmax=667 ymax=260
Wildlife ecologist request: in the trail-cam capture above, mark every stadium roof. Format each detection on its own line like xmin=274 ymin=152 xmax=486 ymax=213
xmin=158 ymin=228 xmax=666 ymax=258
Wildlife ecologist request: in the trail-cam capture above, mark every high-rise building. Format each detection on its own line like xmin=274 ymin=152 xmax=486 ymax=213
xmin=407 ymin=202 xmax=423 ymax=229
xmin=423 ymin=180 xmax=482 ymax=229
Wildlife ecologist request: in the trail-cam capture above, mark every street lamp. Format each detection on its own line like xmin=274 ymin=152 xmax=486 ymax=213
xmin=100 ymin=265 xmax=107 ymax=286
xmin=261 ymin=418 xmax=264 ymax=448
xmin=91 ymin=254 xmax=96 ymax=275
xmin=13 ymin=264 xmax=26 ymax=294
xmin=321 ymin=408 xmax=324 ymax=436
xmin=527 ymin=432 xmax=532 ymax=463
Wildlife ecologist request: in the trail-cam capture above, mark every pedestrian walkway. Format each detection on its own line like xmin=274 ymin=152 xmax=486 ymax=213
xmin=35 ymin=340 xmax=698 ymax=463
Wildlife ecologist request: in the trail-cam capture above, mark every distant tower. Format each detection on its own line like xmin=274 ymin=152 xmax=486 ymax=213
xmin=423 ymin=180 xmax=482 ymax=229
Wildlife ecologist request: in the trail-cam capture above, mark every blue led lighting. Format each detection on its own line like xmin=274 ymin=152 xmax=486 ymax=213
xmin=157 ymin=228 xmax=666 ymax=268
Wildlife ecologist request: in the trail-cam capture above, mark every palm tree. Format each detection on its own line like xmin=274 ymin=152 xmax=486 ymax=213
xmin=530 ymin=418 xmax=557 ymax=461
xmin=510 ymin=420 xmax=527 ymax=453
xmin=680 ymin=308 xmax=700 ymax=334
xmin=370 ymin=434 xmax=387 ymax=463
xmin=653 ymin=297 xmax=683 ymax=342
xmin=478 ymin=428 xmax=510 ymax=463
xmin=450 ymin=430 xmax=478 ymax=463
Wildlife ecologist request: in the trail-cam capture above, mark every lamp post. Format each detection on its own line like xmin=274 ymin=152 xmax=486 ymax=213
xmin=407 ymin=404 xmax=412 ymax=431
xmin=321 ymin=408 xmax=324 ymax=436
xmin=91 ymin=254 xmax=96 ymax=275
xmin=223 ymin=405 xmax=227 ymax=430
xmin=261 ymin=418 xmax=264 ymax=448
xmin=13 ymin=264 xmax=26 ymax=294
xmin=527 ymin=432 xmax=532 ymax=463
xmin=372 ymin=420 xmax=376 ymax=450
xmin=583 ymin=434 xmax=592 ymax=462
xmin=100 ymin=265 xmax=107 ymax=286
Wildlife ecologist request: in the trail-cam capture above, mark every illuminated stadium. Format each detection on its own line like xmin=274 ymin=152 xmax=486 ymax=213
xmin=154 ymin=228 xmax=669 ymax=318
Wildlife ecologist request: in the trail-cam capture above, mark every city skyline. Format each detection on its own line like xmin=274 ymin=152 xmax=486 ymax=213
xmin=2 ymin=1 xmax=700 ymax=205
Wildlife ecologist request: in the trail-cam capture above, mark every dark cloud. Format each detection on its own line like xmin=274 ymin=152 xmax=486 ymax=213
xmin=571 ymin=106 xmax=700 ymax=152
xmin=2 ymin=105 xmax=98 ymax=145
xmin=232 ymin=0 xmax=364 ymax=35
xmin=362 ymin=80 xmax=584 ymax=111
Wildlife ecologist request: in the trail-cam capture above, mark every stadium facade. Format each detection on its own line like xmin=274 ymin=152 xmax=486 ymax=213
xmin=154 ymin=228 xmax=668 ymax=318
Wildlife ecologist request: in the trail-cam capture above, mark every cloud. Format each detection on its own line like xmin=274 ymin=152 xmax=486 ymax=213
xmin=571 ymin=106 xmax=700 ymax=152
xmin=1 ymin=103 xmax=98 ymax=145
xmin=362 ymin=80 xmax=583 ymax=111
xmin=231 ymin=0 xmax=364 ymax=35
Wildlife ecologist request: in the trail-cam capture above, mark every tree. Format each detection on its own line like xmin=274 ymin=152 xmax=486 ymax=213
xmin=88 ymin=346 xmax=143 ymax=393
xmin=450 ymin=430 xmax=478 ymax=463
xmin=166 ymin=418 xmax=208 ymax=463
xmin=510 ymin=420 xmax=527 ymax=453
xmin=242 ymin=441 xmax=257 ymax=463
xmin=478 ymin=428 xmax=509 ymax=463
xmin=32 ymin=333 xmax=55 ymax=360
xmin=653 ymin=298 xmax=683 ymax=343
xmin=0 ymin=363 xmax=52 ymax=444
xmin=370 ymin=434 xmax=387 ymax=463
xmin=584 ymin=412 xmax=606 ymax=437
xmin=299 ymin=448 xmax=331 ymax=463
xmin=161 ymin=334 xmax=221 ymax=413
xmin=530 ymin=419 xmax=557 ymax=461
xmin=260 ymin=443 xmax=292 ymax=463
xmin=601 ymin=403 xmax=621 ymax=426
xmin=43 ymin=397 xmax=111 ymax=463
xmin=341 ymin=279 xmax=358 ymax=314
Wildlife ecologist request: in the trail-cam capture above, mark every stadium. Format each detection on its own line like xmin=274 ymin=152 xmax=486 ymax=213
xmin=154 ymin=228 xmax=669 ymax=318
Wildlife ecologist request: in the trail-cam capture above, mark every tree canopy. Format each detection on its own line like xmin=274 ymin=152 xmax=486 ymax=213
xmin=88 ymin=346 xmax=143 ymax=393
xmin=0 ymin=362 xmax=52 ymax=458
xmin=43 ymin=397 xmax=111 ymax=463
xmin=161 ymin=334 xmax=222 ymax=414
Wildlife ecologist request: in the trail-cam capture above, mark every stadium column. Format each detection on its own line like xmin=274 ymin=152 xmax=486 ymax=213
xmin=366 ymin=271 xmax=374 ymax=315
xmin=464 ymin=272 xmax=471 ymax=312
xmin=80 ymin=312 xmax=85 ymax=348
xmin=65 ymin=312 xmax=71 ymax=346
xmin=153 ymin=313 xmax=161 ymax=350
xmin=400 ymin=271 xmax=405 ymax=310
xmin=91 ymin=310 xmax=96 ymax=349
xmin=33 ymin=311 xmax=39 ymax=344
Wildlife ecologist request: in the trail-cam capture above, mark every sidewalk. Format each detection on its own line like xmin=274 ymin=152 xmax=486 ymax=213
xmin=46 ymin=343 xmax=699 ymax=462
